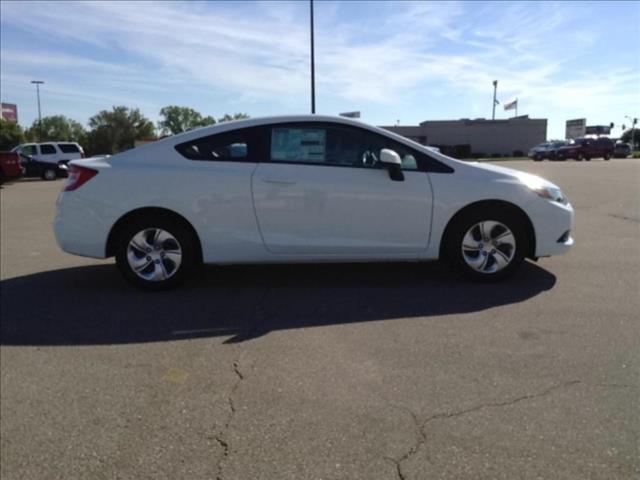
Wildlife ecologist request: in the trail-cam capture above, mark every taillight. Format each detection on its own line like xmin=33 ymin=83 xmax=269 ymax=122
xmin=64 ymin=165 xmax=98 ymax=191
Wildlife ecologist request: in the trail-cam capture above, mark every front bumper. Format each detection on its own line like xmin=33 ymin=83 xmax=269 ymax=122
xmin=526 ymin=197 xmax=575 ymax=257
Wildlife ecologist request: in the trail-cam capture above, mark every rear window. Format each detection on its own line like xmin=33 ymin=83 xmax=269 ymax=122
xmin=58 ymin=143 xmax=80 ymax=153
xmin=40 ymin=144 xmax=57 ymax=154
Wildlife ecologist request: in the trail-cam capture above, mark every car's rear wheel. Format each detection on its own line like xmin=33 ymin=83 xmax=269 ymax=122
xmin=576 ymin=153 xmax=584 ymax=161
xmin=42 ymin=168 xmax=57 ymax=180
xmin=115 ymin=216 xmax=198 ymax=290
xmin=603 ymin=153 xmax=611 ymax=161
xmin=444 ymin=209 xmax=528 ymax=281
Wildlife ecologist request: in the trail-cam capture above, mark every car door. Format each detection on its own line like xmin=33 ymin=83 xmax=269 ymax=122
xmin=251 ymin=123 xmax=433 ymax=256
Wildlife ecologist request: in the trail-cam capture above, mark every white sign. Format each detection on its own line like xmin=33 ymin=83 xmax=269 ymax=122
xmin=565 ymin=118 xmax=586 ymax=140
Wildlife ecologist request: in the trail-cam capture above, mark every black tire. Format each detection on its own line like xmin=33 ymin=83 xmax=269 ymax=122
xmin=603 ymin=153 xmax=611 ymax=161
xmin=443 ymin=207 xmax=528 ymax=282
xmin=115 ymin=214 xmax=198 ymax=290
xmin=42 ymin=168 xmax=57 ymax=180
xmin=533 ymin=155 xmax=542 ymax=162
xmin=576 ymin=153 xmax=584 ymax=161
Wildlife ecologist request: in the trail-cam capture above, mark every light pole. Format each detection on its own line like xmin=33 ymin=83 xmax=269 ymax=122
xmin=310 ymin=0 xmax=316 ymax=114
xmin=31 ymin=80 xmax=44 ymax=141
xmin=625 ymin=115 xmax=638 ymax=149
xmin=492 ymin=80 xmax=498 ymax=120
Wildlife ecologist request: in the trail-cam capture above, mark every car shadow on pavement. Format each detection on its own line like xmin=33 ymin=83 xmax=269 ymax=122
xmin=0 ymin=261 xmax=556 ymax=346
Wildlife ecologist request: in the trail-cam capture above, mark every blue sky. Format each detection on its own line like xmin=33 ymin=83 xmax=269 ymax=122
xmin=1 ymin=0 xmax=638 ymax=139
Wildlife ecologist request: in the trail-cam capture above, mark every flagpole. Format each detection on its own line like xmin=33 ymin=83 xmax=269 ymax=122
xmin=492 ymin=80 xmax=498 ymax=120
xmin=310 ymin=0 xmax=316 ymax=114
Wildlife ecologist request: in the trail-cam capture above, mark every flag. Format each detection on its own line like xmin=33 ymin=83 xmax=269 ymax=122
xmin=504 ymin=99 xmax=518 ymax=111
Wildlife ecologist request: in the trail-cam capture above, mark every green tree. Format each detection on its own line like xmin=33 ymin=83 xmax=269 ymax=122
xmin=0 ymin=119 xmax=26 ymax=151
xmin=85 ymin=106 xmax=155 ymax=155
xmin=218 ymin=113 xmax=250 ymax=123
xmin=26 ymin=115 xmax=86 ymax=143
xmin=158 ymin=106 xmax=216 ymax=135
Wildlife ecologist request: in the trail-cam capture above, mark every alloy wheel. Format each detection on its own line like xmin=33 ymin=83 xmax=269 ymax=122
xmin=127 ymin=228 xmax=182 ymax=282
xmin=461 ymin=221 xmax=516 ymax=274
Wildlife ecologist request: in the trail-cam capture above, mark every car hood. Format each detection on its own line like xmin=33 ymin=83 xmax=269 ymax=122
xmin=463 ymin=161 xmax=560 ymax=190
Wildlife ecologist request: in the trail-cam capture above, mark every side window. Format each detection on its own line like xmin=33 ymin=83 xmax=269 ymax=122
xmin=175 ymin=128 xmax=257 ymax=161
xmin=40 ymin=144 xmax=57 ymax=155
xmin=271 ymin=128 xmax=327 ymax=163
xmin=21 ymin=145 xmax=37 ymax=156
xmin=58 ymin=143 xmax=80 ymax=153
xmin=270 ymin=125 xmax=420 ymax=170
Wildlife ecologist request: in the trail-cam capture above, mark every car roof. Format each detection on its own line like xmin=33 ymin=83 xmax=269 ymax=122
xmin=164 ymin=115 xmax=389 ymax=143
xmin=122 ymin=114 xmax=464 ymax=169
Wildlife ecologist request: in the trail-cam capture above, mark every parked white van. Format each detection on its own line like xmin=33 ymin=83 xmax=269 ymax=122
xmin=12 ymin=142 xmax=84 ymax=165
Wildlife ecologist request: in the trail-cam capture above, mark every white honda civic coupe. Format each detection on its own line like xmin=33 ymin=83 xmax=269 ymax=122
xmin=54 ymin=115 xmax=573 ymax=290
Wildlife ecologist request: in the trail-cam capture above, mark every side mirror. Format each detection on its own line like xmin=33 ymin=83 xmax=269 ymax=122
xmin=379 ymin=149 xmax=404 ymax=181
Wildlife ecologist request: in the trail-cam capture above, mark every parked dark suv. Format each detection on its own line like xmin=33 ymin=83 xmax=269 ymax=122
xmin=613 ymin=143 xmax=631 ymax=158
xmin=556 ymin=137 xmax=614 ymax=161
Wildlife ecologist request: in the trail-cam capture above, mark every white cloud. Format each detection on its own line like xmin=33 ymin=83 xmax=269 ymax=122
xmin=1 ymin=0 xmax=638 ymax=136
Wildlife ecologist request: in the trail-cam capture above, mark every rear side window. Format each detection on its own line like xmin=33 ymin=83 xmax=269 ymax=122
xmin=40 ymin=144 xmax=57 ymax=154
xmin=58 ymin=143 xmax=80 ymax=153
xmin=175 ymin=127 xmax=259 ymax=162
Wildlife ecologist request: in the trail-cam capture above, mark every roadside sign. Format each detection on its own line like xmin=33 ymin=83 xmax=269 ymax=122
xmin=1 ymin=103 xmax=18 ymax=122
xmin=585 ymin=125 xmax=611 ymax=135
xmin=565 ymin=118 xmax=586 ymax=140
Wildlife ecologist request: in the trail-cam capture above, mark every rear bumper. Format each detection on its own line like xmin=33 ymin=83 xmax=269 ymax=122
xmin=54 ymin=192 xmax=114 ymax=259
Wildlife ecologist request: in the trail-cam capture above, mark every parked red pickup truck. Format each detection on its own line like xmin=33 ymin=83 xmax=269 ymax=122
xmin=0 ymin=152 xmax=23 ymax=183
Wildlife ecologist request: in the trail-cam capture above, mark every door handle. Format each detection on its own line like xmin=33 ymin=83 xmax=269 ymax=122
xmin=261 ymin=177 xmax=298 ymax=185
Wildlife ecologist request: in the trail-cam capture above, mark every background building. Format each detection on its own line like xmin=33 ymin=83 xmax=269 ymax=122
xmin=382 ymin=115 xmax=547 ymax=158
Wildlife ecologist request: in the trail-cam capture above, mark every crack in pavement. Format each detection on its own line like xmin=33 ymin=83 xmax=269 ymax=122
xmin=591 ymin=383 xmax=639 ymax=389
xmin=214 ymin=359 xmax=246 ymax=480
xmin=386 ymin=380 xmax=582 ymax=480
xmin=609 ymin=213 xmax=640 ymax=223
xmin=214 ymin=286 xmax=269 ymax=479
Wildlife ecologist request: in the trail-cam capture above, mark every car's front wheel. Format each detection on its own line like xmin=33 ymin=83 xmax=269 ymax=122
xmin=115 ymin=216 xmax=198 ymax=290
xmin=444 ymin=209 xmax=528 ymax=281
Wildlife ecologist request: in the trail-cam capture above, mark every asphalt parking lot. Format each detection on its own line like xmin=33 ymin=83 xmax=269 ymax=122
xmin=1 ymin=159 xmax=639 ymax=480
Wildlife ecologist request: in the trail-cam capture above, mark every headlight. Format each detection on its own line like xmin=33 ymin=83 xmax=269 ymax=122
xmin=520 ymin=175 xmax=568 ymax=204
xmin=532 ymin=186 xmax=568 ymax=204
